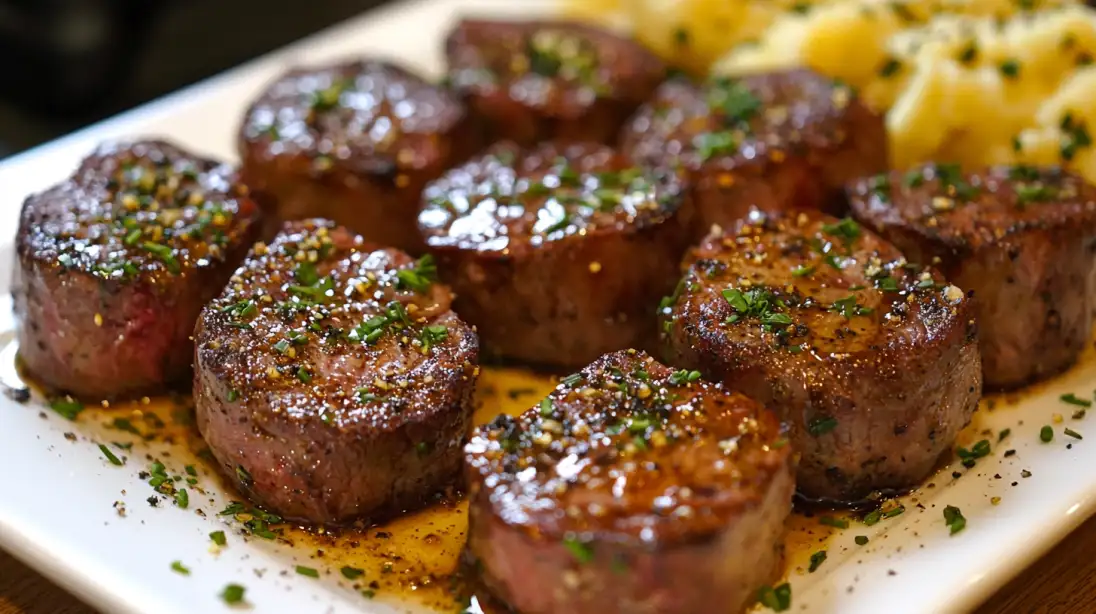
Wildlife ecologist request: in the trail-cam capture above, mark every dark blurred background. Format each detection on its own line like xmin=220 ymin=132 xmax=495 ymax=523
xmin=0 ymin=0 xmax=389 ymax=159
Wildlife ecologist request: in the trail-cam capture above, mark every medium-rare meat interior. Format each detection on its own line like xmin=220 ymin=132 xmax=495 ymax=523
xmin=13 ymin=139 xmax=263 ymax=399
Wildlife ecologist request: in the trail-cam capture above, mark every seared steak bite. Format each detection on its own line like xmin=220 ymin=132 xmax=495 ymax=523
xmin=849 ymin=163 xmax=1096 ymax=390
xmin=620 ymin=70 xmax=887 ymax=232
xmin=194 ymin=219 xmax=478 ymax=524
xmin=660 ymin=211 xmax=981 ymax=502
xmin=13 ymin=140 xmax=263 ymax=400
xmin=464 ymin=350 xmax=795 ymax=614
xmin=445 ymin=19 xmax=664 ymax=145
xmin=418 ymin=141 xmax=693 ymax=369
xmin=239 ymin=60 xmax=479 ymax=254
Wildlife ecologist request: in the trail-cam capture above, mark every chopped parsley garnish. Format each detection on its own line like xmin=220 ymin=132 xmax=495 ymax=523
xmin=821 ymin=218 xmax=861 ymax=246
xmin=341 ymin=566 xmax=364 ymax=580
xmin=757 ymin=582 xmax=792 ymax=612
xmin=723 ymin=288 xmax=791 ymax=327
xmin=349 ymin=301 xmax=411 ymax=345
xmin=1041 ymin=425 xmax=1054 ymax=442
xmin=708 ymin=78 xmax=762 ymax=127
xmin=875 ymin=275 xmax=899 ymax=291
xmin=171 ymin=561 xmax=190 ymax=575
xmin=934 ymin=163 xmax=978 ymax=200
xmin=296 ymin=565 xmax=320 ymax=578
xmin=311 ymin=80 xmax=349 ymax=111
xmin=226 ymin=389 xmax=239 ymax=403
xmin=999 ymin=59 xmax=1020 ymax=78
xmin=539 ymin=398 xmax=554 ymax=417
xmin=49 ymin=396 xmax=84 ymax=420
xmin=808 ymin=550 xmax=827 ymax=573
xmin=210 ymin=530 xmax=227 ymax=546
xmin=221 ymin=584 xmax=246 ymax=605
xmin=562 ymin=535 xmax=594 ymax=564
xmin=830 ymin=295 xmax=872 ymax=318
xmin=236 ymin=465 xmax=253 ymax=487
xmin=296 ymin=367 xmax=312 ymax=384
xmin=792 ymin=264 xmax=815 ymax=277
xmin=878 ymin=57 xmax=902 ymax=78
xmin=1065 ymin=427 xmax=1083 ymax=440
xmin=1016 ymin=183 xmax=1058 ymax=205
xmin=818 ymin=515 xmax=848 ymax=529
xmin=141 ymin=242 xmax=180 ymax=274
xmin=174 ymin=488 xmax=189 ymax=508
xmin=295 ymin=261 xmax=320 ymax=286
xmin=943 ymin=505 xmax=966 ymax=535
xmin=419 ymin=325 xmax=449 ymax=352
xmin=854 ymin=535 xmax=869 ymax=545
xmin=808 ymin=415 xmax=838 ymax=436
xmin=904 ymin=169 xmax=925 ymax=188
xmin=668 ymin=369 xmax=702 ymax=385
xmin=956 ymin=439 xmax=990 ymax=467
xmin=695 ymin=131 xmax=738 ymax=161
xmin=998 ymin=428 xmax=1011 ymax=442
xmin=396 ymin=255 xmax=437 ymax=293
xmin=98 ymin=444 xmax=123 ymax=466
xmin=1060 ymin=113 xmax=1092 ymax=161
xmin=1061 ymin=393 xmax=1092 ymax=408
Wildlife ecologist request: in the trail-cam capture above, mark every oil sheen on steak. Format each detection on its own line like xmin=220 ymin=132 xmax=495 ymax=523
xmin=620 ymin=70 xmax=887 ymax=232
xmin=849 ymin=163 xmax=1096 ymax=390
xmin=464 ymin=350 xmax=795 ymax=614
xmin=445 ymin=19 xmax=664 ymax=145
xmin=660 ymin=211 xmax=981 ymax=502
xmin=12 ymin=140 xmax=263 ymax=399
xmin=194 ymin=219 xmax=478 ymax=524
xmin=418 ymin=141 xmax=693 ymax=369
xmin=239 ymin=60 xmax=480 ymax=254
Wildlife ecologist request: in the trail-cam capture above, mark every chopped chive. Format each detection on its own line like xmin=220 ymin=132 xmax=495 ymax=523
xmin=98 ymin=444 xmax=123 ymax=466
xmin=819 ymin=515 xmax=849 ymax=529
xmin=221 ymin=584 xmax=246 ymax=605
xmin=808 ymin=550 xmax=827 ymax=573
xmin=296 ymin=565 xmax=320 ymax=578
xmin=854 ymin=535 xmax=869 ymax=545
xmin=943 ymin=505 xmax=966 ymax=535
xmin=562 ymin=535 xmax=594 ymax=564
xmin=171 ymin=561 xmax=190 ymax=575
xmin=210 ymin=530 xmax=227 ymax=546
xmin=341 ymin=566 xmax=364 ymax=580
xmin=1060 ymin=393 xmax=1091 ymax=408
xmin=174 ymin=488 xmax=189 ymax=508
xmin=1065 ymin=427 xmax=1083 ymax=440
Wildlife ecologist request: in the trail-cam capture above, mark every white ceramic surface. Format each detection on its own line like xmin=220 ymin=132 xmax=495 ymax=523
xmin=1 ymin=1 xmax=1094 ymax=613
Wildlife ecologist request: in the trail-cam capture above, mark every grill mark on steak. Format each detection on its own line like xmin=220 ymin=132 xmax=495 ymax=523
xmin=464 ymin=350 xmax=794 ymax=614
xmin=418 ymin=141 xmax=693 ymax=369
xmin=660 ymin=211 xmax=981 ymax=502
xmin=445 ymin=19 xmax=665 ymax=145
xmin=239 ymin=60 xmax=480 ymax=254
xmin=848 ymin=163 xmax=1096 ymax=390
xmin=620 ymin=70 xmax=887 ymax=232
xmin=12 ymin=140 xmax=263 ymax=399
xmin=193 ymin=219 xmax=478 ymax=524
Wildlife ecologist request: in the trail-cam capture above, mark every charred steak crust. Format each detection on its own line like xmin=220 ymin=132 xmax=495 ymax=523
xmin=444 ymin=19 xmax=665 ymax=146
xmin=418 ymin=141 xmax=693 ymax=369
xmin=12 ymin=140 xmax=263 ymax=399
xmin=464 ymin=350 xmax=795 ymax=614
xmin=848 ymin=164 xmax=1096 ymax=390
xmin=193 ymin=219 xmax=479 ymax=524
xmin=660 ymin=211 xmax=982 ymax=502
xmin=620 ymin=70 xmax=887 ymax=231
xmin=238 ymin=60 xmax=479 ymax=254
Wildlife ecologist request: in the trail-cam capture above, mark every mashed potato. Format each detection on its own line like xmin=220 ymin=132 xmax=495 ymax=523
xmin=567 ymin=0 xmax=1096 ymax=184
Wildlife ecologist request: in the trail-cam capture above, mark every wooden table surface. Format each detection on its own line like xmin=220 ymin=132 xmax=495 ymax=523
xmin=4 ymin=516 xmax=1096 ymax=614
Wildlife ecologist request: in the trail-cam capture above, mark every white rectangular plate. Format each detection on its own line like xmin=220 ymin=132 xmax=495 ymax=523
xmin=1 ymin=1 xmax=1094 ymax=613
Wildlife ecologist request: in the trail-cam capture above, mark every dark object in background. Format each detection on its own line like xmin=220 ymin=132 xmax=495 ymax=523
xmin=0 ymin=0 xmax=386 ymax=158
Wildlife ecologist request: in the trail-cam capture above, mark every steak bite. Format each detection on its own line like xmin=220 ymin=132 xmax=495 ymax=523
xmin=13 ymin=140 xmax=263 ymax=400
xmin=193 ymin=219 xmax=478 ymax=524
xmin=445 ymin=19 xmax=664 ymax=146
xmin=849 ymin=164 xmax=1096 ymax=390
xmin=464 ymin=350 xmax=794 ymax=614
xmin=239 ymin=60 xmax=479 ymax=254
xmin=620 ymin=70 xmax=887 ymax=232
xmin=418 ymin=141 xmax=693 ymax=369
xmin=660 ymin=211 xmax=981 ymax=503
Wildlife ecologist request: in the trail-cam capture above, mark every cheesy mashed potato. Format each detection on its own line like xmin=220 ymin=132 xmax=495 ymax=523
xmin=566 ymin=0 xmax=1096 ymax=184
